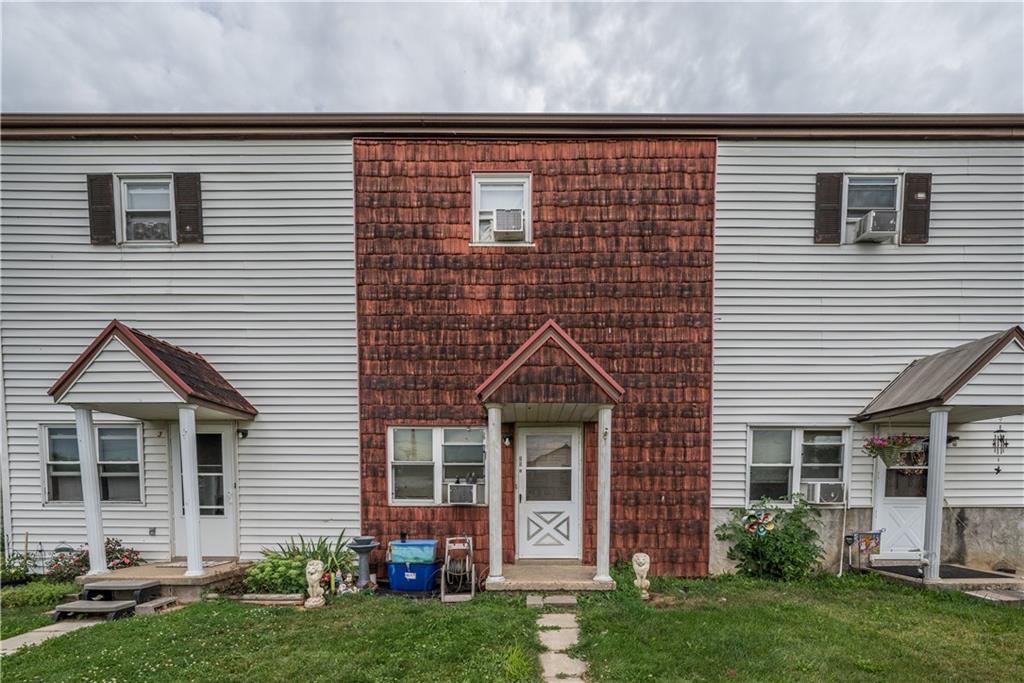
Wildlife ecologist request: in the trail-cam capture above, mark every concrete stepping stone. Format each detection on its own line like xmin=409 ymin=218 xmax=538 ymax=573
xmin=0 ymin=619 xmax=101 ymax=655
xmin=526 ymin=594 xmax=544 ymax=608
xmin=544 ymin=594 xmax=577 ymax=608
xmin=540 ymin=651 xmax=587 ymax=680
xmin=538 ymin=612 xmax=578 ymax=628
xmin=539 ymin=626 xmax=579 ymax=652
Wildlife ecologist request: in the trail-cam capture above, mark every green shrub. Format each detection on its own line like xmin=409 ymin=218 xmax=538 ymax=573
xmin=46 ymin=538 xmax=145 ymax=582
xmin=261 ymin=533 xmax=355 ymax=576
xmin=714 ymin=496 xmax=824 ymax=581
xmin=1 ymin=553 xmax=33 ymax=584
xmin=0 ymin=581 xmax=78 ymax=608
xmin=243 ymin=557 xmax=307 ymax=594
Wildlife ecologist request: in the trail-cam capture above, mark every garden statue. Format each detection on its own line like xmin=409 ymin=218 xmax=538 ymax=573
xmin=632 ymin=552 xmax=651 ymax=600
xmin=304 ymin=560 xmax=326 ymax=608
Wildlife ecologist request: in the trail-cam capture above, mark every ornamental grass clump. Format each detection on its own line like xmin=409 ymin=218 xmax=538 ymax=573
xmin=714 ymin=496 xmax=823 ymax=581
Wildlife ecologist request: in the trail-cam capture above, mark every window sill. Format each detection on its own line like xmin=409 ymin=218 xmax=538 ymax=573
xmin=388 ymin=501 xmax=487 ymax=508
xmin=468 ymin=242 xmax=535 ymax=248
xmin=43 ymin=500 xmax=147 ymax=508
xmin=117 ymin=241 xmax=178 ymax=249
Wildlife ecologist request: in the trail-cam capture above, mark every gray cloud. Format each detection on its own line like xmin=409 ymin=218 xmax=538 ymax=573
xmin=2 ymin=1 xmax=1021 ymax=112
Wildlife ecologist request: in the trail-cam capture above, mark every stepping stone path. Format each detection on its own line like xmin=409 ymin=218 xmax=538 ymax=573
xmin=0 ymin=618 xmax=102 ymax=656
xmin=530 ymin=595 xmax=586 ymax=683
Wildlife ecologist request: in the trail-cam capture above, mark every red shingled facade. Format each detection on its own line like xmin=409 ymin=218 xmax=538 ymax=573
xmin=355 ymin=138 xmax=714 ymax=576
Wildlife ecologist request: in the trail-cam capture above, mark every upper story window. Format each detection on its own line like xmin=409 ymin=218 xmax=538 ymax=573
xmin=43 ymin=424 xmax=143 ymax=503
xmin=748 ymin=427 xmax=846 ymax=504
xmin=844 ymin=175 xmax=900 ymax=243
xmin=388 ymin=426 xmax=486 ymax=505
xmin=472 ymin=173 xmax=532 ymax=245
xmin=121 ymin=177 xmax=175 ymax=243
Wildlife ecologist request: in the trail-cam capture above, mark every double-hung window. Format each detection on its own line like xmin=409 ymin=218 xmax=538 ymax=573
xmin=748 ymin=427 xmax=846 ymax=503
xmin=844 ymin=175 xmax=900 ymax=241
xmin=388 ymin=426 xmax=486 ymax=505
xmin=120 ymin=176 xmax=175 ymax=243
xmin=472 ymin=173 xmax=532 ymax=245
xmin=43 ymin=424 xmax=143 ymax=503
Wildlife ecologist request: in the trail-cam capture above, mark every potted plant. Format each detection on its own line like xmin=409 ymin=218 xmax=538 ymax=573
xmin=862 ymin=433 xmax=923 ymax=467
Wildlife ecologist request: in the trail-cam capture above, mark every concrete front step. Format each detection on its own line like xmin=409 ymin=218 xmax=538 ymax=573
xmin=964 ymin=589 xmax=1024 ymax=606
xmin=135 ymin=596 xmax=179 ymax=615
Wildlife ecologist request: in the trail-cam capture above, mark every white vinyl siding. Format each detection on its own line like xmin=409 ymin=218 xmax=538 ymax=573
xmin=58 ymin=337 xmax=184 ymax=405
xmin=713 ymin=140 xmax=1024 ymax=510
xmin=0 ymin=140 xmax=359 ymax=560
xmin=948 ymin=341 xmax=1024 ymax=406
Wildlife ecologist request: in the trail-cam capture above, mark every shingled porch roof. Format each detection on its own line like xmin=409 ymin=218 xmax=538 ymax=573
xmin=475 ymin=319 xmax=625 ymax=405
xmin=49 ymin=320 xmax=257 ymax=419
xmin=853 ymin=326 xmax=1024 ymax=423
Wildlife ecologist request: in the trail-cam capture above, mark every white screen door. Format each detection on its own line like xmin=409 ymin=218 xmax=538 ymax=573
xmin=874 ymin=452 xmax=927 ymax=559
xmin=171 ymin=424 xmax=237 ymax=558
xmin=516 ymin=427 xmax=581 ymax=559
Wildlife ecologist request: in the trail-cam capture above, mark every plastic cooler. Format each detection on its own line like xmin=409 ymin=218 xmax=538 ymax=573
xmin=387 ymin=540 xmax=441 ymax=592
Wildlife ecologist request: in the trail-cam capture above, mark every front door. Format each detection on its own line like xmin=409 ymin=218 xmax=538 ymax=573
xmin=873 ymin=451 xmax=928 ymax=560
xmin=516 ymin=427 xmax=582 ymax=559
xmin=171 ymin=424 xmax=237 ymax=558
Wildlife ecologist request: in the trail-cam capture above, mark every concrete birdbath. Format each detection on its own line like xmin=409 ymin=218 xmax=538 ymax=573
xmin=347 ymin=536 xmax=380 ymax=589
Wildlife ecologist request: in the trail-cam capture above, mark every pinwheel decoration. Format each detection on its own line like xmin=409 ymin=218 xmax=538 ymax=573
xmin=742 ymin=511 xmax=776 ymax=536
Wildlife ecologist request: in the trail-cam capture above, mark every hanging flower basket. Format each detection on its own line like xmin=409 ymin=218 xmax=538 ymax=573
xmin=862 ymin=434 xmax=923 ymax=467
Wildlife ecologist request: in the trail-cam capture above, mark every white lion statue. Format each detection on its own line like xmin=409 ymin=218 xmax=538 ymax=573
xmin=304 ymin=560 xmax=325 ymax=608
xmin=632 ymin=552 xmax=651 ymax=600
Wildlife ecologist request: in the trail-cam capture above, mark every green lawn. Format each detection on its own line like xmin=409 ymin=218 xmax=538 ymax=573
xmin=574 ymin=568 xmax=1024 ymax=683
xmin=2 ymin=592 xmax=541 ymax=683
xmin=1 ymin=581 xmax=79 ymax=640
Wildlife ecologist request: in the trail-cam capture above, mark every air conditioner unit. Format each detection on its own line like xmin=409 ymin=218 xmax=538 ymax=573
xmin=853 ymin=209 xmax=898 ymax=243
xmin=800 ymin=482 xmax=846 ymax=504
xmin=492 ymin=208 xmax=525 ymax=241
xmin=446 ymin=482 xmax=479 ymax=505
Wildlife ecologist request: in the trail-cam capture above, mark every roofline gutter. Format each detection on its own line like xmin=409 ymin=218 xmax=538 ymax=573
xmin=3 ymin=112 xmax=1023 ymax=140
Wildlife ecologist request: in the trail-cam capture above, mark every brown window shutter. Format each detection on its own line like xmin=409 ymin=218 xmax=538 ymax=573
xmin=174 ymin=173 xmax=204 ymax=243
xmin=86 ymin=174 xmax=116 ymax=245
xmin=814 ymin=173 xmax=844 ymax=244
xmin=901 ymin=173 xmax=932 ymax=244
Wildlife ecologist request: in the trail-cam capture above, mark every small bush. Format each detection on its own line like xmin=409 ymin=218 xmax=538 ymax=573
xmin=1 ymin=553 xmax=33 ymax=584
xmin=714 ymin=496 xmax=823 ymax=581
xmin=46 ymin=538 xmax=145 ymax=582
xmin=243 ymin=557 xmax=307 ymax=594
xmin=0 ymin=581 xmax=78 ymax=608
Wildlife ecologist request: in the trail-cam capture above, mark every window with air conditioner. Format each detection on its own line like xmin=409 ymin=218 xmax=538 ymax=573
xmin=388 ymin=426 xmax=486 ymax=505
xmin=472 ymin=173 xmax=531 ymax=245
xmin=748 ymin=427 xmax=847 ymax=504
xmin=845 ymin=175 xmax=900 ymax=244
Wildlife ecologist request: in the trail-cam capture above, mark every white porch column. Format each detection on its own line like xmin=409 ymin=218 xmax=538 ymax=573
xmin=74 ymin=407 xmax=107 ymax=575
xmin=178 ymin=405 xmax=205 ymax=577
xmin=595 ymin=406 xmax=613 ymax=582
xmin=485 ymin=405 xmax=504 ymax=584
xmin=922 ymin=406 xmax=951 ymax=582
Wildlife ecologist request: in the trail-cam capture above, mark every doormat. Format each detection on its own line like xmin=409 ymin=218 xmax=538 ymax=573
xmin=158 ymin=560 xmax=234 ymax=569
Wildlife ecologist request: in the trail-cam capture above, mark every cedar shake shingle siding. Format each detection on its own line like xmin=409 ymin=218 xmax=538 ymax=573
xmin=355 ymin=139 xmax=715 ymax=576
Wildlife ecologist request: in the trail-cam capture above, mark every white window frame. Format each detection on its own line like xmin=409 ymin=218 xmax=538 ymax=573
xmin=746 ymin=425 xmax=850 ymax=505
xmin=841 ymin=173 xmax=903 ymax=245
xmin=115 ymin=174 xmax=176 ymax=245
xmin=39 ymin=422 xmax=145 ymax=506
xmin=387 ymin=426 xmax=487 ymax=506
xmin=471 ymin=172 xmax=533 ymax=246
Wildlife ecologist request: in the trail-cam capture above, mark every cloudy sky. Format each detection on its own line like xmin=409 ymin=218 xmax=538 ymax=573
xmin=2 ymin=1 xmax=1021 ymax=113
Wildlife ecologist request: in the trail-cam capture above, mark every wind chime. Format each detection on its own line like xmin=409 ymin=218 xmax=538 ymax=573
xmin=992 ymin=422 xmax=1009 ymax=475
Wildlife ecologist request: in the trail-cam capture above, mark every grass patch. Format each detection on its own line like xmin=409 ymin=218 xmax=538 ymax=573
xmin=2 ymin=592 xmax=541 ymax=682
xmin=1 ymin=581 xmax=78 ymax=639
xmin=574 ymin=567 xmax=1024 ymax=682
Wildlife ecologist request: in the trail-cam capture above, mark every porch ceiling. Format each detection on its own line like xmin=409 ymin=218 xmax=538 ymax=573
xmin=490 ymin=402 xmax=611 ymax=423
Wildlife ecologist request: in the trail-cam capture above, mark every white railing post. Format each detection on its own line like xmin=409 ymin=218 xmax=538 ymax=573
xmin=74 ymin=407 xmax=108 ymax=575
xmin=178 ymin=405 xmax=205 ymax=577
xmin=485 ymin=405 xmax=504 ymax=584
xmin=595 ymin=406 xmax=613 ymax=582
xmin=922 ymin=406 xmax=951 ymax=582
